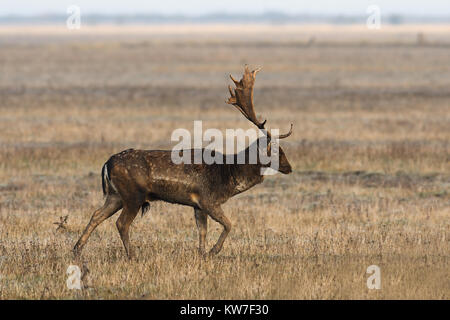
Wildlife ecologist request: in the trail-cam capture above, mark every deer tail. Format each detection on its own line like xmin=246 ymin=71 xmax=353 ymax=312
xmin=141 ymin=202 xmax=150 ymax=217
xmin=101 ymin=162 xmax=108 ymax=196
xmin=101 ymin=161 xmax=117 ymax=196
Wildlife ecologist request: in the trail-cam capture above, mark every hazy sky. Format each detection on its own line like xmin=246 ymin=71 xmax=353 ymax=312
xmin=1 ymin=0 xmax=449 ymax=16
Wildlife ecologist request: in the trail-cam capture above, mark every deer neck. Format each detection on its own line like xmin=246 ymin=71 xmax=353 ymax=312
xmin=229 ymin=163 xmax=264 ymax=195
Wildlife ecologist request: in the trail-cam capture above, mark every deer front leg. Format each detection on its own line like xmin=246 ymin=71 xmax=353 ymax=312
xmin=194 ymin=208 xmax=208 ymax=256
xmin=204 ymin=206 xmax=231 ymax=256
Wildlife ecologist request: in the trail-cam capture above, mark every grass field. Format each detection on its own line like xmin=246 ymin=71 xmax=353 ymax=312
xmin=0 ymin=24 xmax=449 ymax=299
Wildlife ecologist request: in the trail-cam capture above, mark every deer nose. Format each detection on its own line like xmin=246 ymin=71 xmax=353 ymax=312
xmin=280 ymin=165 xmax=292 ymax=174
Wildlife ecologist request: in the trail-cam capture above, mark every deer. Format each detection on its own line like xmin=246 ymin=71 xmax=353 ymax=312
xmin=73 ymin=66 xmax=293 ymax=259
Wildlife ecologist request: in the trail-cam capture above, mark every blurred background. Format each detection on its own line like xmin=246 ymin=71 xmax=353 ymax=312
xmin=1 ymin=0 xmax=450 ymax=21
xmin=0 ymin=1 xmax=449 ymax=299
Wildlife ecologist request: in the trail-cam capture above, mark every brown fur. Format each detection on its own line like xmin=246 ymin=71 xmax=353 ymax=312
xmin=73 ymin=66 xmax=293 ymax=259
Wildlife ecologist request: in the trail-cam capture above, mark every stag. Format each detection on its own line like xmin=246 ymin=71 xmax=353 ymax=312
xmin=73 ymin=66 xmax=293 ymax=259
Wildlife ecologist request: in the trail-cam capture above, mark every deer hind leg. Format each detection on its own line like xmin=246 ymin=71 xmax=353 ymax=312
xmin=194 ymin=208 xmax=208 ymax=256
xmin=204 ymin=206 xmax=231 ymax=256
xmin=116 ymin=204 xmax=140 ymax=259
xmin=73 ymin=194 xmax=122 ymax=257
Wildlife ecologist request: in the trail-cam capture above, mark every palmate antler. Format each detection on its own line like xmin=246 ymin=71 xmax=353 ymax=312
xmin=226 ymin=65 xmax=293 ymax=140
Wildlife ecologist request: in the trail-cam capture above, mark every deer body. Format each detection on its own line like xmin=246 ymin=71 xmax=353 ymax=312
xmin=73 ymin=66 xmax=293 ymax=259
xmin=104 ymin=148 xmax=264 ymax=208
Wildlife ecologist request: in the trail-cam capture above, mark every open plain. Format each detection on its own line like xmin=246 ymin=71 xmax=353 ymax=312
xmin=0 ymin=24 xmax=449 ymax=299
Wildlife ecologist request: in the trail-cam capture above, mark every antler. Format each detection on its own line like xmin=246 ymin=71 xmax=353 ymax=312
xmin=270 ymin=123 xmax=293 ymax=140
xmin=227 ymin=65 xmax=266 ymax=129
xmin=227 ymin=65 xmax=293 ymax=140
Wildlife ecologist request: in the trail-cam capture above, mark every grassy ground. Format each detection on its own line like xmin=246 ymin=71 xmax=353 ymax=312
xmin=0 ymin=25 xmax=449 ymax=299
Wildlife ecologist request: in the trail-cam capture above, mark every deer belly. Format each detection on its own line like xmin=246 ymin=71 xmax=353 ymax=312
xmin=148 ymin=179 xmax=199 ymax=207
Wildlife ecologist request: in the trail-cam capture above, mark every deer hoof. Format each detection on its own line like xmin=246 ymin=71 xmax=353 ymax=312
xmin=198 ymin=249 xmax=206 ymax=258
xmin=208 ymin=248 xmax=220 ymax=257
xmin=72 ymin=247 xmax=81 ymax=258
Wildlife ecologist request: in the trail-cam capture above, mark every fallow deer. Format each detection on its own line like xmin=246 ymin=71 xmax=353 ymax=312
xmin=73 ymin=66 xmax=293 ymax=259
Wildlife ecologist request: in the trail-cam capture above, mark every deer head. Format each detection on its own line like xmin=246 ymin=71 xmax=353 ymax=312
xmin=227 ymin=66 xmax=293 ymax=174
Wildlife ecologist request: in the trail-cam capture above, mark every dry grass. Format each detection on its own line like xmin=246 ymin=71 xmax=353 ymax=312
xmin=0 ymin=25 xmax=449 ymax=299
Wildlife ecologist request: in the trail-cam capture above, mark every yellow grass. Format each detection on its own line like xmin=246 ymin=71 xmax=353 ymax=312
xmin=0 ymin=25 xmax=449 ymax=299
